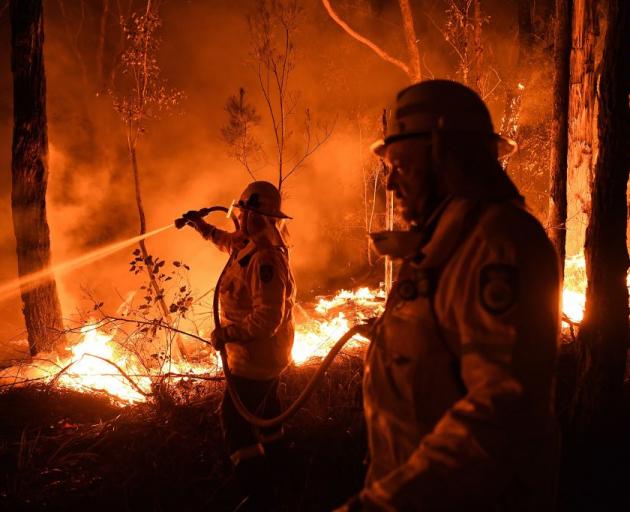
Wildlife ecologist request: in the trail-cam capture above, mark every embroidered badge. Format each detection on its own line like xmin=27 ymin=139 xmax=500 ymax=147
xmin=479 ymin=264 xmax=518 ymax=315
xmin=260 ymin=265 xmax=274 ymax=283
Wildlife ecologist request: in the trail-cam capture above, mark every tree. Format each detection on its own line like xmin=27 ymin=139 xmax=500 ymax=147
xmin=247 ymin=0 xmax=332 ymax=191
xmin=221 ymin=87 xmax=263 ymax=181
xmin=10 ymin=0 xmax=66 ymax=355
xmin=111 ymin=0 xmax=186 ymax=359
xmin=322 ymin=0 xmax=422 ymax=291
xmin=547 ymin=0 xmax=572 ymax=279
xmin=573 ymin=0 xmax=629 ymax=431
xmin=565 ymin=0 xmax=599 ymax=258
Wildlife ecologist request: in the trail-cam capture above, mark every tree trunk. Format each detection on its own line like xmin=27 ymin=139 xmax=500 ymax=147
xmin=129 ymin=143 xmax=189 ymax=361
xmin=10 ymin=0 xmax=66 ymax=355
xmin=565 ymin=0 xmax=599 ymax=257
xmin=382 ymin=109 xmax=394 ymax=293
xmin=398 ymin=0 xmax=421 ymax=82
xmin=547 ymin=0 xmax=572 ymax=279
xmin=574 ymin=0 xmax=629 ymax=430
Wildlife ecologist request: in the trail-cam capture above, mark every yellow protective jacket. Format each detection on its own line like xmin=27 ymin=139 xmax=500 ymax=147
xmin=204 ymin=226 xmax=296 ymax=380
xmin=361 ymin=197 xmax=560 ymax=511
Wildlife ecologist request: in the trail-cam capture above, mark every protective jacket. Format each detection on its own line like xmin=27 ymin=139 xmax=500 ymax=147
xmin=203 ymin=226 xmax=296 ymax=380
xmin=361 ymin=196 xmax=560 ymax=511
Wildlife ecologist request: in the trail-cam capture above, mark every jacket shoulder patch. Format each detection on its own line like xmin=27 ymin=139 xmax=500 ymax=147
xmin=260 ymin=264 xmax=274 ymax=283
xmin=479 ymin=263 xmax=518 ymax=315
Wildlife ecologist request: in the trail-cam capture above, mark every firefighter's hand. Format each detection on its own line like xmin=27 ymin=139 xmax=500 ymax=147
xmin=174 ymin=210 xmax=205 ymax=230
xmin=355 ymin=317 xmax=378 ymax=339
xmin=211 ymin=326 xmax=229 ymax=351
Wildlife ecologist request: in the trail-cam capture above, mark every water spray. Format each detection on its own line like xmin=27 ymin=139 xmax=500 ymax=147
xmin=0 ymin=205 xmax=234 ymax=304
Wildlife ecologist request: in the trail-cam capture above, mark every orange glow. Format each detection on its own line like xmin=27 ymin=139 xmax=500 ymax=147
xmin=1 ymin=287 xmax=385 ymax=405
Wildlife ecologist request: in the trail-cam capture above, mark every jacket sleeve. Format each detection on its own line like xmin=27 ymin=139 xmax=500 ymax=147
xmin=224 ymin=251 xmax=287 ymax=342
xmin=197 ymin=223 xmax=235 ymax=254
xmin=362 ymin=231 xmax=560 ymax=510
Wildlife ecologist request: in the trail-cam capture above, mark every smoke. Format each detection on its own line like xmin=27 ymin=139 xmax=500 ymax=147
xmin=0 ymin=0 xmax=552 ymax=344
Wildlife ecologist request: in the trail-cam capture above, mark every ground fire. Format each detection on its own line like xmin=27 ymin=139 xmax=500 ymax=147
xmin=0 ymin=267 xmax=598 ymax=405
xmin=1 ymin=0 xmax=629 ymax=510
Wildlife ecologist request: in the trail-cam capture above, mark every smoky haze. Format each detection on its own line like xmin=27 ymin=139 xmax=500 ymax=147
xmin=0 ymin=0 xmax=552 ymax=345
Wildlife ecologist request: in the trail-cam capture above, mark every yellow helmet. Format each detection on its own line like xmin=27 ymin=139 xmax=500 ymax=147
xmin=236 ymin=181 xmax=291 ymax=219
xmin=371 ymin=80 xmax=517 ymax=158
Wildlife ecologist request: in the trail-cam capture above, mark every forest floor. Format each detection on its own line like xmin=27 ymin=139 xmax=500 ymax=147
xmin=1 ymin=339 xmax=629 ymax=512
xmin=0 ymin=354 xmax=366 ymax=512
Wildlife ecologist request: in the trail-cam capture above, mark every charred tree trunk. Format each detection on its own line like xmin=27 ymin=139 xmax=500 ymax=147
xmin=565 ymin=0 xmax=599 ymax=257
xmin=574 ymin=0 xmax=629 ymax=431
xmin=558 ymin=2 xmax=630 ymax=510
xmin=547 ymin=0 xmax=572 ymax=278
xmin=10 ymin=0 xmax=66 ymax=355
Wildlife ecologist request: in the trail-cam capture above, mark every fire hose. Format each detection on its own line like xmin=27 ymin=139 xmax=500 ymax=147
xmin=176 ymin=206 xmax=369 ymax=428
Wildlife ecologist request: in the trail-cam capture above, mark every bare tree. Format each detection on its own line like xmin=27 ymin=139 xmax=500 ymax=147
xmin=322 ymin=0 xmax=421 ymax=82
xmin=111 ymin=0 xmax=186 ymax=359
xmin=10 ymin=0 xmax=66 ymax=354
xmin=221 ymin=87 xmax=263 ymax=181
xmin=249 ymin=0 xmax=332 ymax=191
xmin=322 ymin=0 xmax=422 ymax=291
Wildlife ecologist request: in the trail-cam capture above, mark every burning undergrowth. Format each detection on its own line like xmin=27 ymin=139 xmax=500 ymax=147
xmin=0 ymin=351 xmax=367 ymax=511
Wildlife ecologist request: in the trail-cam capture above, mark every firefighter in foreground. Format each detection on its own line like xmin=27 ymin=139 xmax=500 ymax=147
xmin=338 ymin=80 xmax=560 ymax=511
xmin=180 ymin=181 xmax=295 ymax=510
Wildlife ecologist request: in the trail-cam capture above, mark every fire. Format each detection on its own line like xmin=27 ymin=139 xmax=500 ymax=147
xmin=9 ymin=264 xmax=622 ymax=405
xmin=563 ymin=255 xmax=587 ymax=324
xmin=55 ymin=322 xmax=148 ymax=403
xmin=292 ymin=287 xmax=386 ymax=364
xmin=562 ymin=254 xmax=630 ymax=325
xmin=0 ymin=287 xmax=385 ymax=405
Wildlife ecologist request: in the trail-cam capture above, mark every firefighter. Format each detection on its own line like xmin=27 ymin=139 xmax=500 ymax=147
xmin=337 ymin=80 xmax=560 ymax=511
xmin=180 ymin=181 xmax=296 ymax=511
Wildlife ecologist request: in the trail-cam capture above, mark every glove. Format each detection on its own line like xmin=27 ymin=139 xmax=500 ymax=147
xmin=174 ymin=210 xmax=203 ymax=230
xmin=211 ymin=326 xmax=229 ymax=351
xmin=355 ymin=317 xmax=378 ymax=339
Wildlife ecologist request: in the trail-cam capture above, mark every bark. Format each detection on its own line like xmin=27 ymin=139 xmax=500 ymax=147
xmin=547 ymin=0 xmax=572 ymax=278
xmin=565 ymin=0 xmax=599 ymax=257
xmin=397 ymin=0 xmax=421 ymax=82
xmin=10 ymin=0 xmax=66 ymax=355
xmin=574 ymin=0 xmax=630 ymax=429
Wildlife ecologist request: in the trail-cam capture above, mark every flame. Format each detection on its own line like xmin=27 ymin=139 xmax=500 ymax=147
xmin=562 ymin=254 xmax=630 ymax=326
xmin=12 ymin=260 xmax=622 ymax=405
xmin=292 ymin=287 xmax=385 ymax=364
xmin=0 ymin=287 xmax=385 ymax=405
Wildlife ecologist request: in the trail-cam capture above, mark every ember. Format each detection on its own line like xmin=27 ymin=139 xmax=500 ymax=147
xmin=0 ymin=287 xmax=385 ymax=405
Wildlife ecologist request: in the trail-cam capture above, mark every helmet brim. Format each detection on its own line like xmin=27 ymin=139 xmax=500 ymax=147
xmin=236 ymin=204 xmax=292 ymax=220
xmin=370 ymin=133 xmax=518 ymax=159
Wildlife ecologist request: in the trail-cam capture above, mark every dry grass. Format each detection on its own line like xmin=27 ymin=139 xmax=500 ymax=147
xmin=0 ymin=353 xmax=367 ymax=511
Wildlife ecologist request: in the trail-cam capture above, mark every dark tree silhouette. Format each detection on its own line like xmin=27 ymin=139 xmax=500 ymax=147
xmin=10 ymin=0 xmax=66 ymax=354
